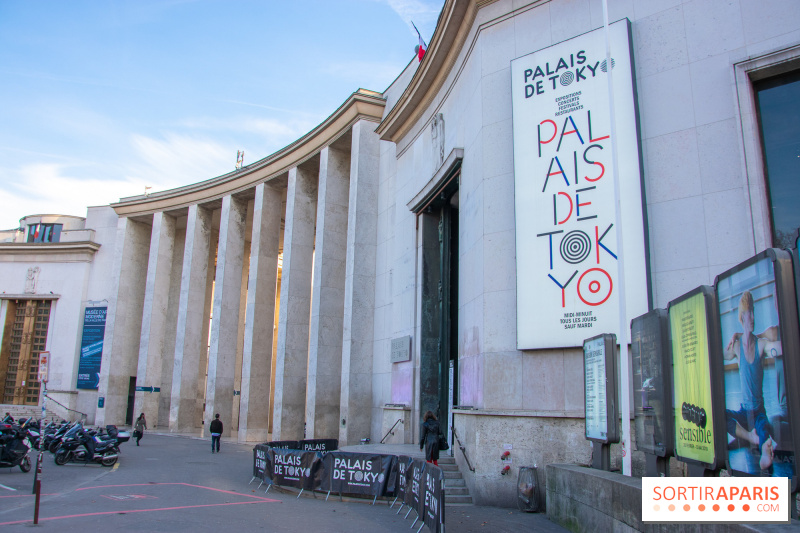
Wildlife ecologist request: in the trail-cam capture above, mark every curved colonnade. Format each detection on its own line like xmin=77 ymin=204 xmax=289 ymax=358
xmin=95 ymin=89 xmax=386 ymax=445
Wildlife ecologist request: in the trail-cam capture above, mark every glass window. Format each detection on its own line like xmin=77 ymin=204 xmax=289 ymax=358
xmin=755 ymin=71 xmax=800 ymax=248
xmin=27 ymin=223 xmax=62 ymax=243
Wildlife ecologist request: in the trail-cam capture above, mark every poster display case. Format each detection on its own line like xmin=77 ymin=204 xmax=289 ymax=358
xmin=668 ymin=286 xmax=725 ymax=471
xmin=583 ymin=333 xmax=619 ymax=444
xmin=632 ymin=309 xmax=673 ymax=458
xmin=715 ymin=249 xmax=800 ymax=488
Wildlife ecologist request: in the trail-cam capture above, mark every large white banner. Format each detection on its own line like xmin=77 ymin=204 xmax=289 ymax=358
xmin=512 ymin=20 xmax=648 ymax=349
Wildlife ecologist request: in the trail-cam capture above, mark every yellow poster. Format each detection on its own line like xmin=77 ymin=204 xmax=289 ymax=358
xmin=670 ymin=292 xmax=715 ymax=464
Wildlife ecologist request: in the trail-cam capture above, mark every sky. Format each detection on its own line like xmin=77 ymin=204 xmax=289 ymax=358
xmin=0 ymin=0 xmax=443 ymax=230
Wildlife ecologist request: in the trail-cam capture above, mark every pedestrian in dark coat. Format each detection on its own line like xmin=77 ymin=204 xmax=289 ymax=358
xmin=419 ymin=411 xmax=440 ymax=466
xmin=210 ymin=414 xmax=223 ymax=453
xmin=134 ymin=413 xmax=147 ymax=446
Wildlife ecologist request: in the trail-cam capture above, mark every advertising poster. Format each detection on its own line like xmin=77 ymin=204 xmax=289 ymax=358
xmin=670 ymin=291 xmax=716 ymax=465
xmin=511 ymin=20 xmax=648 ymax=349
xmin=269 ymin=449 xmax=322 ymax=490
xmin=716 ymin=254 xmax=795 ymax=478
xmin=632 ymin=309 xmax=672 ymax=457
xmin=395 ymin=455 xmax=412 ymax=502
xmin=320 ymin=453 xmax=396 ymax=496
xmin=404 ymin=459 xmax=426 ymax=514
xmin=584 ymin=336 xmax=608 ymax=441
xmin=76 ymin=306 xmax=107 ymax=389
xmin=423 ymin=465 xmax=444 ymax=533
xmin=254 ymin=444 xmax=270 ymax=481
xmin=300 ymin=439 xmax=338 ymax=455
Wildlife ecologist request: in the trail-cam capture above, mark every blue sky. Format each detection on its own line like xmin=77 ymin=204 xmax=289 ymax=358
xmin=0 ymin=0 xmax=443 ymax=230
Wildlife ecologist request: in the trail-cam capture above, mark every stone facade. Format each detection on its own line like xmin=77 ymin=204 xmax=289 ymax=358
xmin=2 ymin=0 xmax=799 ymax=509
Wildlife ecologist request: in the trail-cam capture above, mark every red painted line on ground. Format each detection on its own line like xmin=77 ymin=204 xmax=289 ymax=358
xmin=0 ymin=499 xmax=274 ymax=526
xmin=76 ymin=482 xmax=278 ymax=502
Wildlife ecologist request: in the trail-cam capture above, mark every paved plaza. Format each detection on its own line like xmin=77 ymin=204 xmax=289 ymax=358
xmin=0 ymin=433 xmax=565 ymax=532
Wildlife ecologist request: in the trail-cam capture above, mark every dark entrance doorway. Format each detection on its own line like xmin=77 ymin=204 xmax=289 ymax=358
xmin=419 ymin=171 xmax=459 ymax=440
xmin=126 ymin=376 xmax=136 ymax=426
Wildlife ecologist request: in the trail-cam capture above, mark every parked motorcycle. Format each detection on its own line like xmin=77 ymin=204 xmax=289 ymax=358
xmin=0 ymin=424 xmax=32 ymax=472
xmin=54 ymin=426 xmax=127 ymax=467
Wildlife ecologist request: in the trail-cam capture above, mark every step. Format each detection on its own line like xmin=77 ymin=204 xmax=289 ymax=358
xmin=438 ymin=456 xmax=456 ymax=464
xmin=443 ymin=471 xmax=463 ymax=479
xmin=444 ymin=487 xmax=470 ymax=496
xmin=439 ymin=463 xmax=460 ymax=472
xmin=445 ymin=495 xmax=473 ymax=505
xmin=444 ymin=478 xmax=466 ymax=488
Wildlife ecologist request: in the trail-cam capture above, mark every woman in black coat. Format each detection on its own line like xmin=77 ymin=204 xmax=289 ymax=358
xmin=419 ymin=411 xmax=440 ymax=466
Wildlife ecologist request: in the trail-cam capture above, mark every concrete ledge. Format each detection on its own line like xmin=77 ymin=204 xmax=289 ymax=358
xmin=546 ymin=464 xmax=797 ymax=532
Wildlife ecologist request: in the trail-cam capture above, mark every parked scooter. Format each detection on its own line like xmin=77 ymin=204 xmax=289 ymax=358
xmin=54 ymin=425 xmax=127 ymax=467
xmin=0 ymin=423 xmax=32 ymax=472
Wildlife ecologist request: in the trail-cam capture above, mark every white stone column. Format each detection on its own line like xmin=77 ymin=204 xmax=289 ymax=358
xmin=96 ymin=217 xmax=151 ymax=427
xmin=169 ymin=205 xmax=212 ymax=432
xmin=239 ymin=183 xmax=282 ymax=442
xmin=204 ymin=195 xmax=247 ymax=437
xmin=340 ymin=120 xmax=380 ymax=445
xmin=158 ymin=226 xmax=186 ymax=426
xmin=306 ymin=146 xmax=350 ymax=439
xmin=273 ymin=166 xmax=317 ymax=440
xmin=134 ymin=212 xmax=176 ymax=428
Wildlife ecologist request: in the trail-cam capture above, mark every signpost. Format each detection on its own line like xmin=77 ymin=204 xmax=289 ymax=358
xmin=34 ymin=351 xmax=49 ymax=524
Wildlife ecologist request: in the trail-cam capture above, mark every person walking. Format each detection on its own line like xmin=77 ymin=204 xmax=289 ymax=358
xmin=134 ymin=413 xmax=147 ymax=446
xmin=210 ymin=414 xmax=223 ymax=453
xmin=419 ymin=411 xmax=441 ymax=466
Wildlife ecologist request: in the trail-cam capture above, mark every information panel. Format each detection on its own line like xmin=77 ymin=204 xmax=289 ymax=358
xmin=669 ymin=287 xmax=723 ymax=469
xmin=583 ymin=333 xmax=619 ymax=443
xmin=511 ymin=19 xmax=648 ymax=349
xmin=716 ymin=249 xmax=799 ymax=485
xmin=76 ymin=306 xmax=107 ymax=389
xmin=631 ymin=309 xmax=673 ymax=457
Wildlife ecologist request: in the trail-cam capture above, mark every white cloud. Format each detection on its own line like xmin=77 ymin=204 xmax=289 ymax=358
xmin=127 ymin=133 xmax=233 ymax=189
xmin=0 ymin=163 xmax=146 ymax=229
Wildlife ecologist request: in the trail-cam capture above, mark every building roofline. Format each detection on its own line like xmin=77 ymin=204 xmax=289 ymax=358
xmin=111 ymin=89 xmax=386 ymax=218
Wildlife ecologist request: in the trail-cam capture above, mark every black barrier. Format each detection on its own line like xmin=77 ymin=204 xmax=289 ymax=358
xmin=423 ymin=465 xmax=444 ymax=533
xmin=265 ymin=440 xmax=300 ymax=450
xmin=300 ymin=439 xmax=338 ymax=455
xmin=320 ymin=452 xmax=396 ymax=496
xmin=395 ymin=455 xmax=412 ymax=503
xmin=253 ymin=444 xmax=270 ymax=480
xmin=269 ymin=449 xmax=324 ymax=490
xmin=249 ymin=449 xmax=445 ymax=530
xmin=405 ymin=459 xmax=426 ymax=515
xmin=264 ymin=439 xmax=339 ymax=453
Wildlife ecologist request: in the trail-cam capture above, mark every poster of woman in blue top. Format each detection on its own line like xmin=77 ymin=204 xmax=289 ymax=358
xmin=717 ymin=256 xmax=791 ymax=477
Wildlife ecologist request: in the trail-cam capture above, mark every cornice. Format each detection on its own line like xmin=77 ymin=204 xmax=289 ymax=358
xmin=0 ymin=241 xmax=101 ymax=262
xmin=112 ymin=90 xmax=386 ymax=218
xmin=376 ymin=0 xmax=498 ymax=143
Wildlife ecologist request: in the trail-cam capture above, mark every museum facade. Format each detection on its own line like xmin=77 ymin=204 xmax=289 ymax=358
xmin=2 ymin=0 xmax=799 ymax=506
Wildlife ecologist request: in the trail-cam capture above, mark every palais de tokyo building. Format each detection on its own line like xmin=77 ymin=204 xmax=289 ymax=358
xmin=1 ymin=0 xmax=799 ymax=507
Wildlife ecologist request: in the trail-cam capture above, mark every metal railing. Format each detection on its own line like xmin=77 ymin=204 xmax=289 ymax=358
xmin=451 ymin=424 xmax=475 ymax=472
xmin=380 ymin=418 xmax=404 ymax=444
xmin=43 ymin=393 xmax=88 ymax=421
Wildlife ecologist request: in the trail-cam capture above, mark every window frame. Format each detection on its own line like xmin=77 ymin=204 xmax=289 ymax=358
xmin=735 ymin=44 xmax=800 ymax=252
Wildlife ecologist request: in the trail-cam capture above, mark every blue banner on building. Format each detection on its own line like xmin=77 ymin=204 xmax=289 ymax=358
xmin=76 ymin=306 xmax=106 ymax=389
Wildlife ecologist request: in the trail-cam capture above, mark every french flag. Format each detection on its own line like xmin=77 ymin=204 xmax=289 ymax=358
xmin=413 ymin=22 xmax=426 ymax=62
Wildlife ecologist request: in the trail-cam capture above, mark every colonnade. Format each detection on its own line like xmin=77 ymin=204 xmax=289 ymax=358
xmin=95 ymin=118 xmax=380 ymax=444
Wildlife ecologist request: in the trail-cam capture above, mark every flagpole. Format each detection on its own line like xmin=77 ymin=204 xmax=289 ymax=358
xmin=602 ymin=0 xmax=632 ymax=476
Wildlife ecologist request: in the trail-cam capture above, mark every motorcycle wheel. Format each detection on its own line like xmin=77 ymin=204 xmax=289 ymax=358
xmin=54 ymin=451 xmax=68 ymax=466
xmin=19 ymin=456 xmax=31 ymax=473
xmin=48 ymin=441 xmax=59 ymax=454
xmin=100 ymin=451 xmax=117 ymax=467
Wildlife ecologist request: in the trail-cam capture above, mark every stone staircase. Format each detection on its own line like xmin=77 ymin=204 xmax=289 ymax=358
xmin=439 ymin=455 xmax=472 ymax=504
